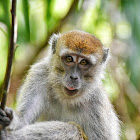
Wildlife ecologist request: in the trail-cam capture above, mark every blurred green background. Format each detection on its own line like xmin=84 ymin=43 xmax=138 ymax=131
xmin=0 ymin=0 xmax=140 ymax=139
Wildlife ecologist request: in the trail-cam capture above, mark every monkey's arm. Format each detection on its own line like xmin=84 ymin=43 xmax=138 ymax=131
xmin=83 ymin=91 xmax=120 ymax=140
xmin=9 ymin=60 xmax=49 ymax=130
xmin=1 ymin=121 xmax=86 ymax=140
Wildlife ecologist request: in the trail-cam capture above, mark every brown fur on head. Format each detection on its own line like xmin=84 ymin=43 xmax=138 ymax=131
xmin=50 ymin=30 xmax=109 ymax=64
xmin=57 ymin=30 xmax=103 ymax=55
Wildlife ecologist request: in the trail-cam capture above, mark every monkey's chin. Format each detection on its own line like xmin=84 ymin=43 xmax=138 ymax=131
xmin=64 ymin=87 xmax=79 ymax=96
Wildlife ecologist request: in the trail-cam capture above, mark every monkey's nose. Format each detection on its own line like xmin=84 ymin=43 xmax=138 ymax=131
xmin=70 ymin=76 xmax=78 ymax=80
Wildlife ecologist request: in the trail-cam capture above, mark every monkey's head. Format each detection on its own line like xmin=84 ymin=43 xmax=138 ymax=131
xmin=48 ymin=30 xmax=109 ymax=104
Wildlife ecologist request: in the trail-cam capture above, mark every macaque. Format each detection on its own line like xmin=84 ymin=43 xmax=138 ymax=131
xmin=0 ymin=30 xmax=120 ymax=140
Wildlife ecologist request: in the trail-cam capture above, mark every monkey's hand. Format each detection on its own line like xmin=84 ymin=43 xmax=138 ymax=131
xmin=0 ymin=107 xmax=13 ymax=130
xmin=68 ymin=122 xmax=88 ymax=140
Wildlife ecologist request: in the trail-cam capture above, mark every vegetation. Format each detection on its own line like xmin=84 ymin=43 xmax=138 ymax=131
xmin=0 ymin=0 xmax=140 ymax=139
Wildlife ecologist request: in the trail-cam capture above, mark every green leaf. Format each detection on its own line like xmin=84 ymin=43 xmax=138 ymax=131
xmin=22 ymin=0 xmax=30 ymax=41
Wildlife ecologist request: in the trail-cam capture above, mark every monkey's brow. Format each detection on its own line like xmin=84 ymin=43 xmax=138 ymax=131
xmin=59 ymin=47 xmax=97 ymax=64
xmin=59 ymin=47 xmax=88 ymax=57
xmin=59 ymin=48 xmax=71 ymax=56
xmin=73 ymin=53 xmax=97 ymax=64
xmin=89 ymin=55 xmax=97 ymax=64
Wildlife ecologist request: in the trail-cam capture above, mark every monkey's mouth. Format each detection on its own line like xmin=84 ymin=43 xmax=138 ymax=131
xmin=64 ymin=87 xmax=79 ymax=96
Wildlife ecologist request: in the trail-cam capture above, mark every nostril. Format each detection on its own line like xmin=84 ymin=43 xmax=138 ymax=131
xmin=70 ymin=76 xmax=78 ymax=80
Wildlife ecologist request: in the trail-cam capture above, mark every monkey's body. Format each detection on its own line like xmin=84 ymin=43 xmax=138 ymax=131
xmin=0 ymin=30 xmax=120 ymax=140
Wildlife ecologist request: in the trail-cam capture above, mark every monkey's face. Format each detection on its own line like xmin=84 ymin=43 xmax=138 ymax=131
xmin=59 ymin=48 xmax=98 ymax=97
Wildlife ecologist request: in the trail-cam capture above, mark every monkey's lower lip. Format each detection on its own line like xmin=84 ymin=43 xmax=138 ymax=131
xmin=67 ymin=87 xmax=76 ymax=90
xmin=64 ymin=87 xmax=78 ymax=96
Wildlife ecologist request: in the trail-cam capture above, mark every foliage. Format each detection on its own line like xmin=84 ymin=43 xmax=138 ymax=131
xmin=0 ymin=0 xmax=140 ymax=139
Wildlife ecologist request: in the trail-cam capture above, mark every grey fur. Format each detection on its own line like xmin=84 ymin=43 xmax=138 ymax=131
xmin=102 ymin=48 xmax=109 ymax=63
xmin=49 ymin=33 xmax=60 ymax=54
xmin=1 ymin=31 xmax=120 ymax=140
xmin=5 ymin=121 xmax=80 ymax=140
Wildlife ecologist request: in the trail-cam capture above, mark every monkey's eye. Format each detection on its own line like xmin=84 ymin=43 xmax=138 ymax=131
xmin=80 ymin=59 xmax=88 ymax=65
xmin=66 ymin=56 xmax=73 ymax=62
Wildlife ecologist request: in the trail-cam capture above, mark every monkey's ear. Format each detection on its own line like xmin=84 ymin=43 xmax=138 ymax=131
xmin=102 ymin=48 xmax=109 ymax=63
xmin=49 ymin=33 xmax=60 ymax=54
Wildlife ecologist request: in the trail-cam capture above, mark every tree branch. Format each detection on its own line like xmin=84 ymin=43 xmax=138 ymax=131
xmin=0 ymin=0 xmax=17 ymax=110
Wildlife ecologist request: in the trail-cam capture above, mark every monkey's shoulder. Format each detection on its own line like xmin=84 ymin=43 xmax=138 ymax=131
xmin=28 ymin=58 xmax=50 ymax=77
